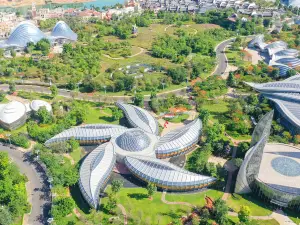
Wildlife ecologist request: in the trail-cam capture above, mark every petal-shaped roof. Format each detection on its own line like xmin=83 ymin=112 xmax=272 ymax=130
xmin=116 ymin=102 xmax=159 ymax=135
xmin=6 ymin=21 xmax=46 ymax=47
xmin=155 ymin=118 xmax=202 ymax=155
xmin=274 ymin=49 xmax=299 ymax=58
xmin=124 ymin=155 xmax=215 ymax=190
xmin=248 ymin=35 xmax=266 ymax=49
xmin=245 ymin=81 xmax=300 ymax=93
xmin=45 ymin=124 xmax=127 ymax=145
xmin=268 ymin=98 xmax=300 ymax=130
xmin=276 ymin=57 xmax=300 ymax=68
xmin=269 ymin=61 xmax=293 ymax=77
xmin=51 ymin=21 xmax=77 ymax=41
xmin=79 ymin=143 xmax=116 ymax=208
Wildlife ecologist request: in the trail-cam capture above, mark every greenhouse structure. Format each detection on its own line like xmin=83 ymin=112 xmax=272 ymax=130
xmin=46 ymin=102 xmax=215 ymax=209
xmin=235 ymin=110 xmax=300 ymax=211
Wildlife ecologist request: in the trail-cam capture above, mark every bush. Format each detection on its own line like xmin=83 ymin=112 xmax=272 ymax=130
xmin=51 ymin=198 xmax=75 ymax=219
xmin=10 ymin=133 xmax=30 ymax=148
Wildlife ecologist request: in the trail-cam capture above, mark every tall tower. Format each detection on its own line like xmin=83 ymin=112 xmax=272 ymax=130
xmin=31 ymin=2 xmax=37 ymax=18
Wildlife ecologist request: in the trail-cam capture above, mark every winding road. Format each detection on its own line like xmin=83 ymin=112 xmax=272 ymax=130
xmin=0 ymin=145 xmax=50 ymax=225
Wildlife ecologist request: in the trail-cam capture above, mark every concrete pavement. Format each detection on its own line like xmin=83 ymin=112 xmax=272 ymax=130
xmin=0 ymin=145 xmax=51 ymax=225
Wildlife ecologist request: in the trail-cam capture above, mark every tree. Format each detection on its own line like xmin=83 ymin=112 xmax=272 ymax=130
xmin=0 ymin=207 xmax=12 ymax=225
xmin=263 ymin=19 xmax=271 ymax=28
xmin=10 ymin=49 xmax=16 ymax=58
xmin=238 ymin=205 xmax=251 ymax=223
xmin=236 ymin=142 xmax=250 ymax=158
xmin=167 ymin=67 xmax=188 ymax=84
xmin=35 ymin=38 xmax=51 ymax=55
xmin=134 ymin=93 xmax=144 ymax=107
xmin=227 ymin=72 xmax=237 ymax=87
xmin=50 ymin=85 xmax=58 ymax=98
xmin=106 ymin=194 xmax=117 ymax=214
xmin=146 ymin=182 xmax=157 ymax=199
xmin=111 ymin=179 xmax=123 ymax=195
xmin=213 ymin=199 xmax=228 ymax=225
xmin=9 ymin=82 xmax=16 ymax=94
xmin=111 ymin=108 xmax=123 ymax=121
xmin=68 ymin=137 xmax=79 ymax=151
xmin=286 ymin=69 xmax=297 ymax=77
xmin=0 ymin=90 xmax=6 ymax=102
xmin=200 ymin=208 xmax=210 ymax=223
xmin=233 ymin=158 xmax=243 ymax=168
xmin=51 ymin=197 xmax=75 ymax=219
xmin=10 ymin=133 xmax=30 ymax=148
xmin=199 ymin=109 xmax=210 ymax=126
xmin=36 ymin=106 xmax=52 ymax=124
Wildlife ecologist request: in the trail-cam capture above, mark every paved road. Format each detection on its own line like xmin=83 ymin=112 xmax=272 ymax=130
xmin=213 ymin=38 xmax=235 ymax=76
xmin=0 ymin=145 xmax=50 ymax=225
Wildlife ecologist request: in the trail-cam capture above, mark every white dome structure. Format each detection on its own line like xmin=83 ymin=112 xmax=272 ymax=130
xmin=6 ymin=21 xmax=46 ymax=48
xmin=51 ymin=21 xmax=77 ymax=41
xmin=30 ymin=100 xmax=52 ymax=112
xmin=0 ymin=101 xmax=27 ymax=130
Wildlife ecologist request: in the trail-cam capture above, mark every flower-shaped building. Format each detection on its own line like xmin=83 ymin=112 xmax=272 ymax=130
xmin=45 ymin=102 xmax=216 ymax=208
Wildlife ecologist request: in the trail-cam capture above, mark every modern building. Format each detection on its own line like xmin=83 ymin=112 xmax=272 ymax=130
xmin=46 ymin=102 xmax=215 ymax=209
xmin=246 ymin=77 xmax=300 ymax=134
xmin=235 ymin=110 xmax=300 ymax=211
xmin=248 ymin=35 xmax=299 ymax=77
xmin=0 ymin=20 xmax=77 ymax=50
xmin=0 ymin=99 xmax=52 ymax=130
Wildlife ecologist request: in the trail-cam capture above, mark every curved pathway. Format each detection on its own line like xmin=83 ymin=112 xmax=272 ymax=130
xmin=0 ymin=144 xmax=50 ymax=225
xmin=117 ymin=204 xmax=128 ymax=225
xmin=102 ymin=47 xmax=145 ymax=60
xmin=161 ymin=191 xmax=194 ymax=208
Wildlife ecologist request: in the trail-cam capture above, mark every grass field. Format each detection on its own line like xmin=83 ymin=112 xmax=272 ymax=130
xmin=201 ymin=99 xmax=229 ymax=123
xmin=227 ymin=194 xmax=273 ymax=216
xmin=85 ymin=107 xmax=119 ymax=125
xmin=227 ymin=216 xmax=279 ymax=225
xmin=70 ymin=147 xmax=84 ymax=164
xmin=165 ymin=113 xmax=189 ymax=123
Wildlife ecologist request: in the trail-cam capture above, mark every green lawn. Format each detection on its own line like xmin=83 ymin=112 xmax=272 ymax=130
xmin=284 ymin=209 xmax=300 ymax=224
xmin=165 ymin=113 xmax=189 ymax=123
xmin=85 ymin=107 xmax=119 ymax=125
xmin=165 ymin=189 xmax=223 ymax=206
xmin=227 ymin=194 xmax=272 ymax=216
xmin=99 ymin=187 xmax=224 ymax=224
xmin=70 ymin=147 xmax=84 ymax=164
xmin=201 ymin=99 xmax=229 ymax=123
xmin=227 ymin=216 xmax=279 ymax=225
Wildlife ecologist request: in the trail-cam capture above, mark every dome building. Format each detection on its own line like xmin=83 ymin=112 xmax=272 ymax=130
xmin=0 ymin=101 xmax=27 ymax=130
xmin=47 ymin=102 xmax=214 ymax=209
xmin=51 ymin=21 xmax=78 ymax=43
xmin=30 ymin=100 xmax=52 ymax=113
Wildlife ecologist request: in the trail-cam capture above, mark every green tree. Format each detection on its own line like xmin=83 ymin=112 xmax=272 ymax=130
xmin=146 ymin=182 xmax=157 ymax=199
xmin=0 ymin=90 xmax=6 ymax=102
xmin=106 ymin=194 xmax=117 ymax=214
xmin=10 ymin=49 xmax=16 ymax=57
xmin=134 ymin=93 xmax=144 ymax=107
xmin=50 ymin=85 xmax=58 ymax=98
xmin=238 ymin=205 xmax=251 ymax=223
xmin=36 ymin=106 xmax=52 ymax=124
xmin=10 ymin=133 xmax=30 ymax=148
xmin=213 ymin=199 xmax=228 ymax=225
xmin=111 ymin=179 xmax=123 ymax=195
xmin=35 ymin=38 xmax=51 ymax=55
xmin=227 ymin=72 xmax=237 ymax=87
xmin=198 ymin=109 xmax=210 ymax=126
xmin=51 ymin=197 xmax=75 ymax=219
xmin=201 ymin=208 xmax=210 ymax=223
xmin=167 ymin=67 xmax=188 ymax=84
xmin=0 ymin=207 xmax=12 ymax=225
xmin=111 ymin=108 xmax=123 ymax=121
xmin=9 ymin=82 xmax=16 ymax=94
xmin=68 ymin=137 xmax=79 ymax=151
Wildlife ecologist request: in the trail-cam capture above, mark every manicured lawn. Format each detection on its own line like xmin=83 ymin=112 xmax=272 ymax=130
xmin=165 ymin=113 xmax=189 ymax=123
xmin=165 ymin=189 xmax=223 ymax=206
xmin=85 ymin=107 xmax=119 ymax=125
xmin=201 ymin=99 xmax=229 ymax=123
xmin=226 ymin=131 xmax=252 ymax=141
xmin=70 ymin=147 xmax=84 ymax=164
xmin=227 ymin=194 xmax=272 ymax=216
xmin=227 ymin=216 xmax=279 ymax=225
xmin=99 ymin=187 xmax=223 ymax=224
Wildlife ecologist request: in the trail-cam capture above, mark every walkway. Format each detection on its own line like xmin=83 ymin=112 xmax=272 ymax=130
xmin=117 ymin=204 xmax=128 ymax=225
xmin=0 ymin=144 xmax=50 ymax=225
xmin=161 ymin=191 xmax=194 ymax=208
xmin=102 ymin=47 xmax=146 ymax=60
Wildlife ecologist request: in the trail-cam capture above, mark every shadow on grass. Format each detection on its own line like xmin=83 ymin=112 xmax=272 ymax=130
xmin=99 ymin=116 xmax=115 ymax=123
xmin=40 ymin=95 xmax=53 ymax=100
xmin=127 ymin=193 xmax=148 ymax=200
xmin=70 ymin=183 xmax=90 ymax=214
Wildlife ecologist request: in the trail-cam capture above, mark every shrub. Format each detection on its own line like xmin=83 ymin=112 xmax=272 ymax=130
xmin=10 ymin=133 xmax=30 ymax=148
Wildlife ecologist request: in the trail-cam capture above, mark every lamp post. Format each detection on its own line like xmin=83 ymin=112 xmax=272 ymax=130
xmin=161 ymin=82 xmax=166 ymax=90
xmin=49 ymin=78 xmax=52 ymax=86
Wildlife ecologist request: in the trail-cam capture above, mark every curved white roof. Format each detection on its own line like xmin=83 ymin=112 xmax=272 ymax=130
xmin=276 ymin=57 xmax=300 ymax=68
xmin=79 ymin=142 xmax=116 ymax=208
xmin=0 ymin=101 xmax=26 ymax=124
xmin=245 ymin=81 xmax=300 ymax=93
xmin=51 ymin=21 xmax=77 ymax=41
xmin=155 ymin=119 xmax=202 ymax=155
xmin=45 ymin=124 xmax=127 ymax=145
xmin=30 ymin=100 xmax=52 ymax=112
xmin=116 ymin=102 xmax=159 ymax=135
xmin=6 ymin=21 xmax=46 ymax=48
xmin=125 ymin=155 xmax=215 ymax=189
